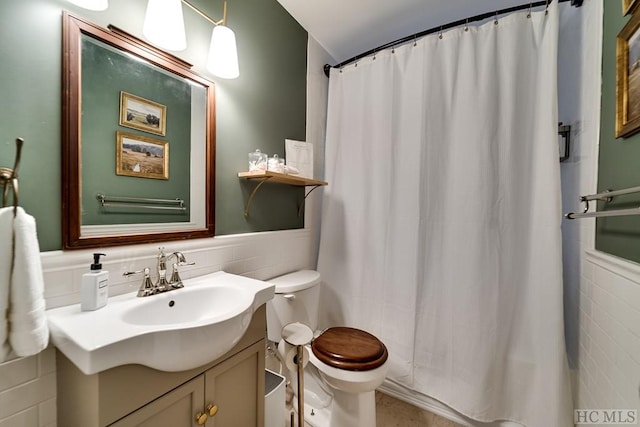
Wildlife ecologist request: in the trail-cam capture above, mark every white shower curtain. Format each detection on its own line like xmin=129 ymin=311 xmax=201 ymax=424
xmin=317 ymin=2 xmax=573 ymax=426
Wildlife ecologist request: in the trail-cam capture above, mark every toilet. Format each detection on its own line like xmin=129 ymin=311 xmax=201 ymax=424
xmin=267 ymin=270 xmax=389 ymax=427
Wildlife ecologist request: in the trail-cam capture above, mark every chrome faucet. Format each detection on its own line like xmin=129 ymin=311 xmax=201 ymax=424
xmin=123 ymin=248 xmax=195 ymax=297
xmin=156 ymin=248 xmax=193 ymax=290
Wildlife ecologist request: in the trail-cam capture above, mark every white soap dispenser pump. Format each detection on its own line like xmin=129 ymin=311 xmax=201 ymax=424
xmin=81 ymin=253 xmax=109 ymax=311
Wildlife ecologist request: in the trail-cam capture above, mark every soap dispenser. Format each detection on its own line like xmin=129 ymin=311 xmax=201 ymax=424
xmin=81 ymin=253 xmax=109 ymax=311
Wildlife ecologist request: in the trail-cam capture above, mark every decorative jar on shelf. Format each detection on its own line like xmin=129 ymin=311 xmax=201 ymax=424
xmin=248 ymin=149 xmax=268 ymax=171
xmin=267 ymin=155 xmax=285 ymax=173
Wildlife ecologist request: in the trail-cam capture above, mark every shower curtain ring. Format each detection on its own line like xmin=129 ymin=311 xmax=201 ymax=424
xmin=413 ymin=35 xmax=417 ymax=46
xmin=527 ymin=2 xmax=532 ymax=18
xmin=438 ymin=26 xmax=443 ymax=39
xmin=464 ymin=19 xmax=469 ymax=32
xmin=494 ymin=11 xmax=499 ymax=25
xmin=545 ymin=0 xmax=549 ymax=15
xmin=373 ymin=49 xmax=376 ymax=60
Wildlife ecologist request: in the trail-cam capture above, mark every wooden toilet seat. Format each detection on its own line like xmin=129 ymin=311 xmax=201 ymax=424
xmin=311 ymin=327 xmax=388 ymax=371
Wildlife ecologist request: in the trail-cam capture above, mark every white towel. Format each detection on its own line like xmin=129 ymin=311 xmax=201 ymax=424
xmin=0 ymin=208 xmax=13 ymax=360
xmin=0 ymin=207 xmax=49 ymax=361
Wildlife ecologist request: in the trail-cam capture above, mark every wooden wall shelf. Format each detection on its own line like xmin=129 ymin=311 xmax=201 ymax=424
xmin=238 ymin=170 xmax=327 ymax=186
xmin=238 ymin=171 xmax=328 ymax=218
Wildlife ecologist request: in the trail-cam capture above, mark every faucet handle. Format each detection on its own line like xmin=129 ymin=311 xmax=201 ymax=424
xmin=169 ymin=260 xmax=195 ymax=289
xmin=123 ymin=267 xmax=156 ymax=297
xmin=169 ymin=263 xmax=184 ymax=289
xmin=123 ymin=267 xmax=148 ymax=277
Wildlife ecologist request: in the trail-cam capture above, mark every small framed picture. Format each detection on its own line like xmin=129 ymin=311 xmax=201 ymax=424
xmin=616 ymin=12 xmax=640 ymax=137
xmin=119 ymin=91 xmax=167 ymax=136
xmin=623 ymin=0 xmax=640 ymax=15
xmin=116 ymin=131 xmax=169 ymax=180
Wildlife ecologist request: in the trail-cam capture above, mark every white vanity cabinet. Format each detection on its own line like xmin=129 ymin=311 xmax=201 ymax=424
xmin=56 ymin=306 xmax=267 ymax=427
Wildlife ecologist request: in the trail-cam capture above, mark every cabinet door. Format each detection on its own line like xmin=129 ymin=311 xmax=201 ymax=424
xmin=204 ymin=341 xmax=265 ymax=427
xmin=110 ymin=375 xmax=205 ymax=427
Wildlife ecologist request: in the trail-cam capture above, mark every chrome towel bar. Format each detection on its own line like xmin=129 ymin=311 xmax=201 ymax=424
xmin=565 ymin=186 xmax=640 ymax=219
xmin=97 ymin=194 xmax=187 ymax=211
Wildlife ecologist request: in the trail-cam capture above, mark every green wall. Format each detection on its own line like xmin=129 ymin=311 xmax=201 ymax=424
xmin=0 ymin=0 xmax=307 ymax=251
xmin=597 ymin=1 xmax=640 ymax=262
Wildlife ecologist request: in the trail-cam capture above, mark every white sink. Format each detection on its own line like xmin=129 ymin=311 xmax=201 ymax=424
xmin=47 ymin=271 xmax=274 ymax=375
xmin=121 ymin=285 xmax=250 ymax=326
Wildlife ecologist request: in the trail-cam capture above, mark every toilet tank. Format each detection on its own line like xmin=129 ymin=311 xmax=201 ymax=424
xmin=266 ymin=270 xmax=321 ymax=342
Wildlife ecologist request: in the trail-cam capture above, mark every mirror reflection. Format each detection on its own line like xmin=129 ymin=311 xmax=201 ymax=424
xmin=62 ymin=13 xmax=215 ymax=249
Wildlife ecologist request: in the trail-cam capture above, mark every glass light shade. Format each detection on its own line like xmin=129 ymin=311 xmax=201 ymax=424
xmin=207 ymin=25 xmax=239 ymax=79
xmin=67 ymin=0 xmax=108 ymax=11
xmin=143 ymin=0 xmax=187 ymax=51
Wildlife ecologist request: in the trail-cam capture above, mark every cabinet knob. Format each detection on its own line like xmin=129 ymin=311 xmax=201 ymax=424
xmin=207 ymin=403 xmax=219 ymax=417
xmin=195 ymin=412 xmax=208 ymax=425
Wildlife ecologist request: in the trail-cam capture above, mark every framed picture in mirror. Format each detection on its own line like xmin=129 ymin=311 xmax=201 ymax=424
xmin=616 ymin=11 xmax=640 ymax=137
xmin=623 ymin=0 xmax=639 ymax=15
xmin=119 ymin=91 xmax=167 ymax=136
xmin=116 ymin=131 xmax=169 ymax=180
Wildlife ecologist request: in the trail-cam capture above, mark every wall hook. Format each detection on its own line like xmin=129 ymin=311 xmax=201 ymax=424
xmin=0 ymin=137 xmax=24 ymax=211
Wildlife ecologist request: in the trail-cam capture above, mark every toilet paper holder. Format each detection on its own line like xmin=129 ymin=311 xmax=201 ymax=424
xmin=282 ymin=322 xmax=314 ymax=427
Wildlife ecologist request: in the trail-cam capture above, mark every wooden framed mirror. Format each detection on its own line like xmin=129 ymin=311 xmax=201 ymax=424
xmin=62 ymin=12 xmax=215 ymax=249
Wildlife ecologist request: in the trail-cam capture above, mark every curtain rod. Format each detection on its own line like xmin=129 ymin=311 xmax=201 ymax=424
xmin=323 ymin=0 xmax=583 ymax=77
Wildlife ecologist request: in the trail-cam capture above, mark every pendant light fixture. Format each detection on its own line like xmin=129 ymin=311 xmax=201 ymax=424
xmin=202 ymin=2 xmax=239 ymax=79
xmin=65 ymin=0 xmax=240 ymax=79
xmin=181 ymin=1 xmax=239 ymax=79
xmin=143 ymin=0 xmax=187 ymax=52
xmin=146 ymin=0 xmax=240 ymax=79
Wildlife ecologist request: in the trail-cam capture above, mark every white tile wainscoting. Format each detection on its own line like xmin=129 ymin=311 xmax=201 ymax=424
xmin=0 ymin=347 xmax=56 ymax=427
xmin=577 ymin=250 xmax=640 ymax=412
xmin=0 ymin=229 xmax=315 ymax=427
xmin=42 ymin=229 xmax=315 ymax=310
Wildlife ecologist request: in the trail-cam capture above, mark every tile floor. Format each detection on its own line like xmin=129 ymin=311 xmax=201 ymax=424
xmin=283 ymin=387 xmax=463 ymax=427
xmin=375 ymin=392 xmax=463 ymax=427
